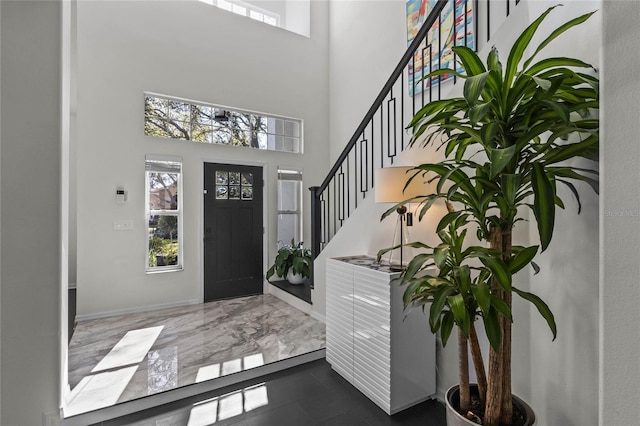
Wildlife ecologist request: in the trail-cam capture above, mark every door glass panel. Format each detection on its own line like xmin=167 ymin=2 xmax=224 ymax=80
xmin=229 ymin=186 xmax=241 ymax=199
xmin=242 ymin=187 xmax=253 ymax=200
xmin=229 ymin=172 xmax=240 ymax=185
xmin=216 ymin=171 xmax=228 ymax=185
xmin=241 ymin=173 xmax=253 ymax=186
xmin=216 ymin=186 xmax=228 ymax=199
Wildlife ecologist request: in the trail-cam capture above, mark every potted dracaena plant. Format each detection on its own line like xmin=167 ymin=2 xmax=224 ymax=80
xmin=381 ymin=6 xmax=599 ymax=426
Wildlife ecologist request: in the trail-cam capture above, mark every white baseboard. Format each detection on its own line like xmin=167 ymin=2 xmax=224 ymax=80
xmin=75 ymin=299 xmax=200 ymax=322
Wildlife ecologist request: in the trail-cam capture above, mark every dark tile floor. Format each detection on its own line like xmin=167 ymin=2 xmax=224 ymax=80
xmin=95 ymin=359 xmax=446 ymax=426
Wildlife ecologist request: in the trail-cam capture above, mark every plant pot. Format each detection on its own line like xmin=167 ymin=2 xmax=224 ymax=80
xmin=446 ymin=384 xmax=535 ymax=426
xmin=286 ymin=270 xmax=305 ymax=285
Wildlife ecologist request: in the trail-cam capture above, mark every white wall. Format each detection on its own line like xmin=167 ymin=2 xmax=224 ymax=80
xmin=328 ymin=0 xmax=407 ymax=164
xmin=600 ymin=1 xmax=640 ymax=425
xmin=0 ymin=1 xmax=63 ymax=424
xmin=75 ymin=0 xmax=329 ymax=318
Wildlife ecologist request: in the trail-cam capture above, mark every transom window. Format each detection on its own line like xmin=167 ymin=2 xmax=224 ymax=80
xmin=144 ymin=94 xmax=302 ymax=153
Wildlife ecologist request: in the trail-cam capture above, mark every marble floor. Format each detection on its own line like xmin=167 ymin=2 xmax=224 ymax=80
xmin=67 ymin=294 xmax=326 ymax=418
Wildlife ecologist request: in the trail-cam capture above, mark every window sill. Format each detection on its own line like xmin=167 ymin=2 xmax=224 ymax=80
xmin=146 ymin=267 xmax=183 ymax=275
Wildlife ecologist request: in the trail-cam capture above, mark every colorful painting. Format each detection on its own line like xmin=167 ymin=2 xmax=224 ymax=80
xmin=407 ymin=0 xmax=474 ymax=96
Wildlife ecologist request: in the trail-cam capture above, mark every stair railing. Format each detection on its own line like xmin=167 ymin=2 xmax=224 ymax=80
xmin=310 ymin=0 xmax=520 ymax=260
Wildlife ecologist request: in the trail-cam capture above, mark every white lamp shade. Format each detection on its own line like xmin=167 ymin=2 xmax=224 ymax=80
xmin=374 ymin=166 xmax=432 ymax=203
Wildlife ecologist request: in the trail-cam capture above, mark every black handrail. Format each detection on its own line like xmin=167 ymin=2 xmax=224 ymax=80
xmin=316 ymin=0 xmax=448 ymax=193
xmin=310 ymin=0 xmax=518 ymax=261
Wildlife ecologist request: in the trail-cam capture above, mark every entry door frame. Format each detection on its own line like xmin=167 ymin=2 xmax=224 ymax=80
xmin=198 ymin=157 xmax=269 ymax=303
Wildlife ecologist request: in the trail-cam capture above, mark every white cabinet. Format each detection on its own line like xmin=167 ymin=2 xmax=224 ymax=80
xmin=326 ymin=256 xmax=436 ymax=415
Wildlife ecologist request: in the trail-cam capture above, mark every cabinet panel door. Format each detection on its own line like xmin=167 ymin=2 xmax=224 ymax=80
xmin=353 ymin=267 xmax=391 ymax=411
xmin=326 ymin=259 xmax=354 ymax=382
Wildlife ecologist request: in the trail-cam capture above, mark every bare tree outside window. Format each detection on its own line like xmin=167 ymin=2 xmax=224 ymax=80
xmin=144 ymin=95 xmax=300 ymax=153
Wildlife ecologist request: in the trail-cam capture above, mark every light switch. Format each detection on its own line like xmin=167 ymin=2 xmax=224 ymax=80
xmin=114 ymin=220 xmax=134 ymax=231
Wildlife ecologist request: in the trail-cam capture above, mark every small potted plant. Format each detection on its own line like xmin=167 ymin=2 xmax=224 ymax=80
xmin=266 ymin=240 xmax=312 ymax=285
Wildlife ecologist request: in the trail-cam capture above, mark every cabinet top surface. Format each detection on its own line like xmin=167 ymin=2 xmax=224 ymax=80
xmin=331 ymin=255 xmax=401 ymax=276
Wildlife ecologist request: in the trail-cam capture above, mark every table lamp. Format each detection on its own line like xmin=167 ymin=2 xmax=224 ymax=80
xmin=374 ymin=166 xmax=428 ymax=271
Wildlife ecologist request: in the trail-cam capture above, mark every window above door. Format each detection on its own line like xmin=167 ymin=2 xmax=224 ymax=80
xmin=144 ymin=94 xmax=303 ymax=153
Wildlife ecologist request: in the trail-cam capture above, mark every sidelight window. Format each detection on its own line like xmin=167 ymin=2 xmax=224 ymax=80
xmin=145 ymin=156 xmax=183 ymax=272
xmin=277 ymin=169 xmax=302 ymax=245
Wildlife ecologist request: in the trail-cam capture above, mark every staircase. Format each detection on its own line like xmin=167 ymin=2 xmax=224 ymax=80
xmin=310 ymin=0 xmax=523 ymax=261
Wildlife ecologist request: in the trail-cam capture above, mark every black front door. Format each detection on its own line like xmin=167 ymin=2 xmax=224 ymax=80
xmin=204 ymin=163 xmax=263 ymax=302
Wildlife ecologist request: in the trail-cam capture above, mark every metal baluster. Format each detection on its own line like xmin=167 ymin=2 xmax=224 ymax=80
xmin=361 ymin=137 xmax=369 ymax=195
xmin=428 ymin=45 xmax=433 ymax=103
xmin=371 ymin=119 xmax=375 ymax=188
xmin=401 ymin=76 xmax=405 ymax=150
xmin=438 ymin=12 xmax=442 ymax=100
xmin=354 ymin=138 xmax=358 ymax=210
xmin=474 ymin=0 xmax=479 ymax=52
xmin=453 ymin=0 xmax=457 ymax=85
xmin=487 ymin=0 xmax=491 ymax=43
xmin=346 ymin=148 xmax=350 ymax=220
xmin=380 ymin=106 xmax=384 ymax=169
xmin=338 ymin=167 xmax=344 ymax=225
xmin=387 ymin=89 xmax=397 ymax=164
xmin=421 ymin=44 xmax=427 ymax=108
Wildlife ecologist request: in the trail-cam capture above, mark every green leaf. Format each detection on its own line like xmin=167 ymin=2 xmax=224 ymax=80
xmin=489 ymin=145 xmax=517 ymax=179
xmin=504 ymin=5 xmax=561 ymax=91
xmin=487 ymin=46 xmax=503 ymax=76
xmin=532 ymin=76 xmax=551 ymax=91
xmin=523 ymin=11 xmax=598 ymax=71
xmin=464 ymin=71 xmax=490 ymax=106
xmin=403 ymin=253 xmax=433 ymax=281
xmin=526 ymin=57 xmax=595 ymax=77
xmin=455 ymin=265 xmax=472 ymax=294
xmin=483 ymin=308 xmax=502 ymax=352
xmin=542 ymin=135 xmax=599 ymax=165
xmin=491 ymin=296 xmax=513 ymax=322
xmin=434 ymin=244 xmax=450 ymax=269
xmin=556 ymin=179 xmax=583 ymax=213
xmin=531 ymin=163 xmax=556 ymax=251
xmin=472 ymin=282 xmax=491 ymax=313
xmin=403 ymin=278 xmax=428 ymax=307
xmin=480 ymin=255 xmax=512 ymax=291
xmin=452 ymin=46 xmax=486 ymax=76
xmin=440 ymin=311 xmax=455 ymax=347
xmin=509 ymin=245 xmax=539 ymax=274
xmin=501 ymin=173 xmax=522 ymax=207
xmin=449 ymin=294 xmax=466 ymax=326
xmin=514 ymin=287 xmax=557 ymax=340
xmin=436 ymin=211 xmax=463 ymax=233
xmin=430 ymin=287 xmax=455 ymax=332
xmin=540 ymin=100 xmax=570 ymax=124
xmin=469 ymin=101 xmax=493 ymax=125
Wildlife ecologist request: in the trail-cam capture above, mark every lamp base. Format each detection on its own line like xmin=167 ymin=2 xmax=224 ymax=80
xmin=389 ymin=265 xmax=404 ymax=272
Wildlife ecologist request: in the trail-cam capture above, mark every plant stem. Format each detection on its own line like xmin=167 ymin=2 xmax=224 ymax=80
xmin=485 ymin=225 xmax=504 ymax=426
xmin=458 ymin=328 xmax=470 ymax=414
xmin=469 ymin=323 xmax=487 ymax=406
xmin=500 ymin=228 xmax=513 ymax=425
